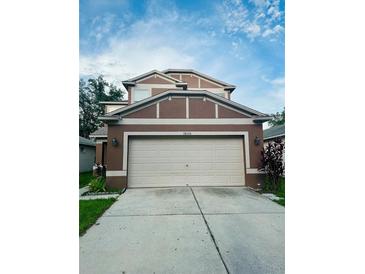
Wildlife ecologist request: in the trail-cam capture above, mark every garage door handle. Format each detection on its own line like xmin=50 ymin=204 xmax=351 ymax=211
xmin=186 ymin=164 xmax=189 ymax=167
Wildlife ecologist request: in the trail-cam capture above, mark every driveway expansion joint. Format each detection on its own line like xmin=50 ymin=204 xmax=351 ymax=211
xmin=103 ymin=213 xmax=201 ymax=217
xmin=189 ymin=186 xmax=230 ymax=274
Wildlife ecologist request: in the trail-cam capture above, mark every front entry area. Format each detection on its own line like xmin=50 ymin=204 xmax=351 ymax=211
xmin=127 ymin=136 xmax=245 ymax=187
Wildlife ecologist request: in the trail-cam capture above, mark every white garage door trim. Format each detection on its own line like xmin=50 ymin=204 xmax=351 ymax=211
xmin=128 ymin=136 xmax=246 ymax=187
xmin=122 ymin=131 xmax=251 ymax=174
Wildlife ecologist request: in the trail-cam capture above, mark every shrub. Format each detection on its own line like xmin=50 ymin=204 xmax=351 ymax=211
xmin=276 ymin=177 xmax=285 ymax=198
xmin=260 ymin=139 xmax=285 ymax=193
xmin=88 ymin=176 xmax=106 ymax=193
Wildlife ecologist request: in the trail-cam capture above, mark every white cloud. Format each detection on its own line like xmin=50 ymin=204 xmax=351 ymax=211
xmin=80 ymin=39 xmax=196 ymax=90
xmin=79 ymin=1 xmax=284 ymax=113
xmin=90 ymin=14 xmax=115 ymax=42
xmin=80 ymin=9 xmax=214 ymax=90
xmin=262 ymin=24 xmax=284 ymax=37
xmin=219 ymin=0 xmax=284 ymax=41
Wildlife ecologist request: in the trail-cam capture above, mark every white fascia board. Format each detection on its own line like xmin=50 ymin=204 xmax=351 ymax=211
xmin=89 ymin=134 xmax=107 ymax=138
xmin=105 ymin=89 xmax=267 ymax=118
xmin=116 ymin=118 xmax=257 ymax=125
xmin=98 ymin=116 xmax=119 ymax=121
xmin=134 ymin=83 xmax=178 ymax=88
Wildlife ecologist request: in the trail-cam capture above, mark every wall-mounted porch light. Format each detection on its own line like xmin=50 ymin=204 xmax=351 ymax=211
xmin=254 ymin=136 xmax=261 ymax=146
xmin=111 ymin=138 xmax=118 ymax=147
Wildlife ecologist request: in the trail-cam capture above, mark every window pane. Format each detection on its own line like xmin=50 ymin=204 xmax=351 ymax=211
xmin=134 ymin=89 xmax=150 ymax=101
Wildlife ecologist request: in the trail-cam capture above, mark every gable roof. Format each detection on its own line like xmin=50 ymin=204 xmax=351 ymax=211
xmin=162 ymin=69 xmax=236 ymax=91
xmin=100 ymin=89 xmax=270 ymax=121
xmin=89 ymin=126 xmax=107 ymax=138
xmin=263 ymin=124 xmax=285 ymax=140
xmin=79 ymin=136 xmax=96 ymax=147
xmin=122 ymin=70 xmax=186 ymax=89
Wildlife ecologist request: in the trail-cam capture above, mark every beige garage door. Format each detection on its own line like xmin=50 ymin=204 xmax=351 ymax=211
xmin=128 ymin=136 xmax=245 ymax=187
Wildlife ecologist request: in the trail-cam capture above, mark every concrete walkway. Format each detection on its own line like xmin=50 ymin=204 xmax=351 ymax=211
xmin=80 ymin=187 xmax=284 ymax=274
xmin=79 ymin=186 xmax=120 ymax=200
xmin=79 ymin=186 xmax=89 ymax=197
xmin=79 ymin=193 xmax=120 ymax=200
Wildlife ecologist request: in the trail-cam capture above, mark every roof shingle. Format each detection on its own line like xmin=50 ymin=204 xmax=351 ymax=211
xmin=89 ymin=126 xmax=107 ymax=137
xmin=263 ymin=125 xmax=285 ymax=140
xmin=79 ymin=136 xmax=96 ymax=146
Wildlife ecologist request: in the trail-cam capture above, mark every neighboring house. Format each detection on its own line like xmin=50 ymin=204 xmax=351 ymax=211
xmin=263 ymin=124 xmax=285 ymax=146
xmin=90 ymin=69 xmax=271 ymax=190
xmin=79 ymin=136 xmax=96 ymax=172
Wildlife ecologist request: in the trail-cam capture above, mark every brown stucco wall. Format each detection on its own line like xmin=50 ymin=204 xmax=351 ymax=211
xmin=102 ymin=142 xmax=108 ymax=166
xmin=125 ymin=104 xmax=157 ymax=118
xmin=151 ymin=88 xmax=170 ymax=96
xmin=138 ymin=75 xmax=172 ymax=84
xmin=106 ymin=176 xmax=127 ymax=189
xmin=159 ymin=98 xmax=186 ymax=118
xmin=169 ymin=74 xmax=181 ymax=80
xmin=182 ymin=74 xmax=199 ymax=88
xmin=95 ymin=143 xmax=103 ymax=165
xmin=189 ymin=98 xmax=215 ymax=118
xmin=105 ymin=124 xmax=264 ymax=189
xmin=245 ymin=174 xmax=265 ymax=190
xmin=200 ymin=79 xmax=221 ymax=88
xmin=218 ymin=105 xmax=250 ymax=118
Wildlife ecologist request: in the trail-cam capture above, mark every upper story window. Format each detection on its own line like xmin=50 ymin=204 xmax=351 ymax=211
xmin=133 ymin=88 xmax=150 ymax=102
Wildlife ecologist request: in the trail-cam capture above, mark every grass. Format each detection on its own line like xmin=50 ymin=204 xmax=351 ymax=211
xmin=275 ymin=199 xmax=285 ymax=206
xmin=262 ymin=176 xmax=285 ymax=207
xmin=79 ymin=198 xmax=116 ymax=236
xmin=79 ymin=171 xmax=94 ymax=188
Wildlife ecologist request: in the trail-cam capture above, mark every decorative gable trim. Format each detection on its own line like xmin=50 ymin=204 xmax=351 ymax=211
xmin=162 ymin=69 xmax=236 ymax=91
xmin=136 ymin=74 xmax=178 ymax=84
xmin=99 ymin=90 xmax=270 ymax=122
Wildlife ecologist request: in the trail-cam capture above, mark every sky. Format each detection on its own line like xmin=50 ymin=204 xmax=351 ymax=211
xmin=80 ymin=0 xmax=285 ymax=114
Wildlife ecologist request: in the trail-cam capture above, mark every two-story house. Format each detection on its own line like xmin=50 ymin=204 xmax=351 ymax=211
xmin=90 ymin=69 xmax=271 ymax=190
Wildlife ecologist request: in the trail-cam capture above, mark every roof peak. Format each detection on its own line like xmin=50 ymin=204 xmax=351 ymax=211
xmin=162 ymin=69 xmax=235 ymax=88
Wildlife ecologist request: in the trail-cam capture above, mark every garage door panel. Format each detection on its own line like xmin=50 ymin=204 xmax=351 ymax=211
xmin=128 ymin=175 xmax=245 ymax=187
xmin=128 ymin=137 xmax=245 ymax=187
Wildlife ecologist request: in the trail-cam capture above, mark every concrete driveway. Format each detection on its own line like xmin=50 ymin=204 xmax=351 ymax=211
xmin=80 ymin=187 xmax=284 ymax=274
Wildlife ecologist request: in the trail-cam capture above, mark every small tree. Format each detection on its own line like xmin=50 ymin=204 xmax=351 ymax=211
xmin=269 ymin=108 xmax=285 ymax=126
xmin=79 ymin=76 xmax=125 ymax=137
xmin=260 ymin=139 xmax=285 ymax=192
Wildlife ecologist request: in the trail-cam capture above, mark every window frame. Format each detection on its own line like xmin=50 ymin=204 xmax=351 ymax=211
xmin=132 ymin=88 xmax=151 ymax=102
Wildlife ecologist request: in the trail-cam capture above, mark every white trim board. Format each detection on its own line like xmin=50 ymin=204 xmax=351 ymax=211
xmin=90 ymin=135 xmax=107 ymax=138
xmin=246 ymin=168 xmax=265 ymax=174
xmin=186 ymin=97 xmax=189 ymax=118
xmin=106 ymin=170 xmax=127 ymax=177
xmin=134 ymin=83 xmax=177 ymax=88
xmin=116 ymin=118 xmax=257 ymax=125
xmin=206 ymin=98 xmax=251 ymax=117
xmin=122 ymin=131 xmax=251 ymax=172
xmin=135 ymin=74 xmax=177 ymax=84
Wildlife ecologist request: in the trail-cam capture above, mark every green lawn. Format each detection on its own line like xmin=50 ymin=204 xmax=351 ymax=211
xmin=79 ymin=171 xmax=94 ymax=188
xmin=79 ymin=198 xmax=116 ymax=236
